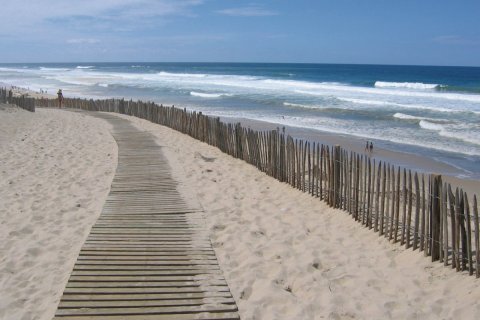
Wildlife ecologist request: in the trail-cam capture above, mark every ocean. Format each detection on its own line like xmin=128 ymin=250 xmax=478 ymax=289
xmin=1 ymin=62 xmax=479 ymax=178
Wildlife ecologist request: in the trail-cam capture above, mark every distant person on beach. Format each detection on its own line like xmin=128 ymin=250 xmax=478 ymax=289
xmin=57 ymin=89 xmax=63 ymax=108
xmin=369 ymin=141 xmax=373 ymax=153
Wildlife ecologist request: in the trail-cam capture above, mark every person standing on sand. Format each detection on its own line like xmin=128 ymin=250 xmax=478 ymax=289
xmin=57 ymin=89 xmax=63 ymax=108
xmin=369 ymin=141 xmax=373 ymax=153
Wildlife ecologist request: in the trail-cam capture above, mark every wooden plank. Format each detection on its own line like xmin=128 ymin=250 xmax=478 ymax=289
xmin=58 ymin=297 xmax=236 ymax=308
xmin=53 ymin=312 xmax=240 ymax=320
xmin=71 ymin=270 xmax=223 ymax=277
xmin=79 ymin=250 xmax=215 ymax=255
xmin=66 ymin=280 xmax=228 ymax=288
xmin=63 ymin=286 xmax=232 ymax=294
xmin=77 ymin=255 xmax=217 ymax=260
xmin=68 ymin=275 xmax=226 ymax=282
xmin=55 ymin=304 xmax=238 ymax=316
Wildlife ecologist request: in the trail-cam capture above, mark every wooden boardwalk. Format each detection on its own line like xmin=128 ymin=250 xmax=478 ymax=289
xmin=54 ymin=112 xmax=239 ymax=319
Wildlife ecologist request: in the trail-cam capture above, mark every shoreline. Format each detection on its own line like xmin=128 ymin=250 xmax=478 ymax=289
xmin=3 ymin=83 xmax=479 ymax=195
xmin=218 ymin=115 xmax=480 ymax=196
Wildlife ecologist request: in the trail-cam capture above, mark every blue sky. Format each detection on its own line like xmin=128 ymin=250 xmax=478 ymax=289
xmin=0 ymin=0 xmax=479 ymax=66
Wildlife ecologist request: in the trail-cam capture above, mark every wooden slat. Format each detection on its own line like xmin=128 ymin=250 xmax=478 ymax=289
xmin=55 ymin=304 xmax=238 ymax=316
xmin=53 ymin=312 xmax=240 ymax=320
xmin=59 ymin=297 xmax=235 ymax=308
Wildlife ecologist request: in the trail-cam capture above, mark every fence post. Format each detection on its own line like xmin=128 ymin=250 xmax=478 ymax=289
xmin=430 ymin=174 xmax=442 ymax=261
xmin=334 ymin=145 xmax=341 ymax=208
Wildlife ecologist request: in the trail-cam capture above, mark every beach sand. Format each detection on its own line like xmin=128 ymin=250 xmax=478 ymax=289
xmin=118 ymin=112 xmax=480 ymax=320
xmin=0 ymin=105 xmax=117 ymax=320
xmin=1 ymin=105 xmax=480 ymax=320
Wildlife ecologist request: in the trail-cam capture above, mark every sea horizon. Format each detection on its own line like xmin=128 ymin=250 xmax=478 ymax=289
xmin=1 ymin=61 xmax=480 ymax=68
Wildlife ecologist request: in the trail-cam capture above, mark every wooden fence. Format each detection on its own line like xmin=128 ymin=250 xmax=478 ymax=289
xmin=0 ymin=88 xmax=35 ymax=112
xmin=36 ymin=97 xmax=480 ymax=277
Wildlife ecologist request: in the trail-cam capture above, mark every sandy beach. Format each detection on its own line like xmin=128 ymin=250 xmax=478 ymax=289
xmin=120 ymin=112 xmax=480 ymax=319
xmin=1 ymin=0 xmax=479 ymax=318
xmin=0 ymin=105 xmax=117 ymax=320
xmin=1 ymin=104 xmax=480 ymax=320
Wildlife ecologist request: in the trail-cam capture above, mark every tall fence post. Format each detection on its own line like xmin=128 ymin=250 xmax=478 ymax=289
xmin=431 ymin=174 xmax=442 ymax=261
xmin=334 ymin=145 xmax=341 ymax=208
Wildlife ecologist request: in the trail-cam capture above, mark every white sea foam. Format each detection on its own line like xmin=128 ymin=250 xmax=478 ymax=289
xmin=39 ymin=67 xmax=71 ymax=71
xmin=159 ymin=72 xmax=208 ymax=78
xmin=76 ymin=66 xmax=94 ymax=69
xmin=393 ymin=113 xmax=423 ymax=120
xmin=438 ymin=130 xmax=480 ymax=146
xmin=418 ymin=121 xmax=480 ymax=146
xmin=190 ymin=91 xmax=231 ymax=98
xmin=21 ymin=67 xmax=480 ymax=105
xmin=283 ymin=102 xmax=322 ymax=109
xmin=337 ymin=97 xmax=391 ymax=106
xmin=283 ymin=102 xmax=305 ymax=108
xmin=336 ymin=97 xmax=458 ymax=113
xmin=297 ymin=84 xmax=480 ymax=104
xmin=419 ymin=120 xmax=444 ymax=131
xmin=374 ymin=81 xmax=439 ymax=90
xmin=392 ymin=113 xmax=444 ymax=123
xmin=2 ymin=65 xmax=480 ymax=157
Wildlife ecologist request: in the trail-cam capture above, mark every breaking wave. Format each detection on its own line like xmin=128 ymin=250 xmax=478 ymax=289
xmin=190 ymin=91 xmax=231 ymax=98
xmin=374 ymin=81 xmax=439 ymax=90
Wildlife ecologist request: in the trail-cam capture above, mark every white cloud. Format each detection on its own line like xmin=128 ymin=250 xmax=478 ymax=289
xmin=0 ymin=0 xmax=203 ymax=34
xmin=217 ymin=6 xmax=278 ymax=17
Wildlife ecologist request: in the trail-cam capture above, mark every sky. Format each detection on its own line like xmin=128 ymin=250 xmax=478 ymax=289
xmin=0 ymin=0 xmax=479 ymax=66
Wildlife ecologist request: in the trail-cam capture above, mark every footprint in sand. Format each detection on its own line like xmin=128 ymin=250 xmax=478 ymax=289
xmin=212 ymin=224 xmax=226 ymax=231
xmin=240 ymin=286 xmax=252 ymax=300
xmin=384 ymin=300 xmax=398 ymax=311
xmin=26 ymin=247 xmax=42 ymax=257
xmin=251 ymin=230 xmax=265 ymax=237
xmin=311 ymin=261 xmax=322 ymax=270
